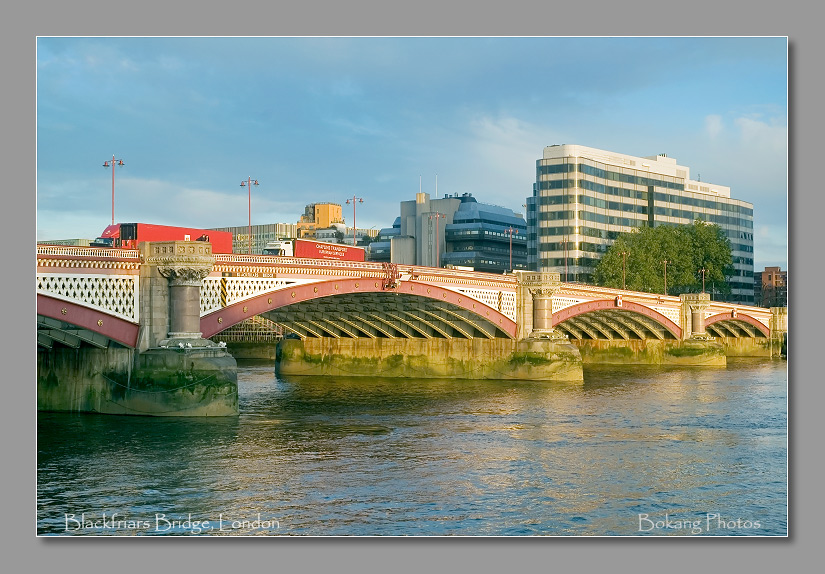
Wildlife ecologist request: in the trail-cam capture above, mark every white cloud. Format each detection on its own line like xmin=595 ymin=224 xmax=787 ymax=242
xmin=705 ymin=114 xmax=723 ymax=139
xmin=734 ymin=116 xmax=787 ymax=153
xmin=467 ymin=114 xmax=551 ymax=180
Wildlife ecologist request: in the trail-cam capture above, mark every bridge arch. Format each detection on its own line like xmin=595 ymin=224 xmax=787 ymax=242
xmin=200 ymin=278 xmax=518 ymax=340
xmin=704 ymin=312 xmax=770 ymax=338
xmin=37 ymin=294 xmax=140 ymax=348
xmin=552 ymin=299 xmax=682 ymax=340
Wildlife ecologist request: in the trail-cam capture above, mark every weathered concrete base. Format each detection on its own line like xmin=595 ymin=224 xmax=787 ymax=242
xmin=38 ymin=345 xmax=238 ymax=417
xmin=573 ymin=338 xmax=726 ymax=366
xmin=664 ymin=338 xmax=726 ymax=366
xmin=275 ymin=337 xmax=583 ymax=382
xmin=225 ymin=342 xmax=278 ymax=361
xmin=715 ymin=337 xmax=773 ymax=357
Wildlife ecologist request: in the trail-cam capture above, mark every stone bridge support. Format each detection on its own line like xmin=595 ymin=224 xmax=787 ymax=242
xmin=38 ymin=241 xmax=238 ymax=417
xmin=771 ymin=306 xmax=788 ymax=357
xmin=680 ymin=293 xmax=711 ymax=340
xmin=133 ymin=241 xmax=238 ymax=415
xmin=510 ymin=271 xmax=583 ymax=381
xmin=143 ymin=241 xmax=215 ymax=347
xmin=676 ymin=293 xmax=725 ymax=365
xmin=515 ymin=271 xmax=567 ymax=340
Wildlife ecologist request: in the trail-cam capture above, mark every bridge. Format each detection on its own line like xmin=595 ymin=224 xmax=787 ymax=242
xmin=36 ymin=241 xmax=787 ymax=416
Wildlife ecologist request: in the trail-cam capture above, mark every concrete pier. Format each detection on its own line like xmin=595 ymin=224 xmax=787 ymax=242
xmin=276 ymin=337 xmax=583 ymax=382
xmin=37 ymin=346 xmax=237 ymax=416
xmin=37 ymin=241 xmax=239 ymax=417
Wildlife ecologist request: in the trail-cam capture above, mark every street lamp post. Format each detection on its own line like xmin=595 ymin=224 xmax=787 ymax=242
xmin=699 ymin=267 xmax=707 ymax=293
xmin=429 ymin=212 xmax=446 ymax=268
xmin=662 ymin=259 xmax=669 ymax=296
xmin=346 ymin=196 xmax=364 ymax=246
xmin=506 ymin=226 xmax=519 ymax=272
xmin=102 ymin=155 xmax=125 ymax=226
xmin=620 ymin=251 xmax=628 ymax=290
xmin=240 ymin=177 xmax=259 ymax=254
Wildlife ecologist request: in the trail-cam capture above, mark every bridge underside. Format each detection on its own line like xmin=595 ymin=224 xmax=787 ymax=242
xmin=554 ymin=309 xmax=679 ymax=341
xmin=256 ymin=292 xmax=513 ymax=340
xmin=705 ymin=319 xmax=769 ymax=338
xmin=37 ymin=315 xmax=124 ymax=350
xmin=36 ymin=294 xmax=140 ymax=349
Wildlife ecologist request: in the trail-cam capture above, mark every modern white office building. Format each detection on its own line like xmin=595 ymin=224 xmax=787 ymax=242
xmin=527 ymin=144 xmax=755 ymax=304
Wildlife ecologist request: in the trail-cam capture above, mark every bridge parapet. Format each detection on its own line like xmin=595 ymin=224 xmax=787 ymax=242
xmin=37 ymin=245 xmax=141 ymax=323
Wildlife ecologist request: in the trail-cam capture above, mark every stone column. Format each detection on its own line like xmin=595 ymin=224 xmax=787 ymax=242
xmin=144 ymin=241 xmax=215 ymax=345
xmin=680 ymin=293 xmax=711 ymax=340
xmin=770 ymin=306 xmax=788 ymax=357
xmin=517 ymin=272 xmax=568 ymax=340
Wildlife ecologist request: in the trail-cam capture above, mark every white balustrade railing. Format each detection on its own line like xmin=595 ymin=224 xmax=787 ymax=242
xmin=37 ymin=245 xmax=140 ymax=259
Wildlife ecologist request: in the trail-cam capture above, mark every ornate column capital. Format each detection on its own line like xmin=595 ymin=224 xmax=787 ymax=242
xmin=517 ymin=271 xmax=561 ymax=290
xmin=516 ymin=271 xmax=567 ymax=340
xmin=681 ymin=293 xmax=712 ymax=339
xmin=681 ymin=292 xmax=711 ymax=312
xmin=528 ymin=286 xmax=558 ymax=299
xmin=144 ymin=241 xmax=215 ymax=286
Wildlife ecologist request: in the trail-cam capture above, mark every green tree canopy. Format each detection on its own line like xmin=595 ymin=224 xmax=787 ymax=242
xmin=593 ymin=220 xmax=734 ymax=296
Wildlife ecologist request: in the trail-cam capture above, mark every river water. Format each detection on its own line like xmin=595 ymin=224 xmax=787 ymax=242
xmin=37 ymin=358 xmax=787 ymax=536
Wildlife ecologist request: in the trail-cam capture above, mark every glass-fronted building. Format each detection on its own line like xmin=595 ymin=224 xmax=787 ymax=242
xmin=527 ymin=144 xmax=754 ymax=304
xmin=367 ymin=217 xmax=401 ymax=262
xmin=442 ymin=194 xmax=527 ymax=273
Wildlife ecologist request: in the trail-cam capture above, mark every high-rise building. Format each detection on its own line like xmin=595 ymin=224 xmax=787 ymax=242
xmin=754 ymin=266 xmax=787 ymax=308
xmin=527 ymin=144 xmax=754 ymax=304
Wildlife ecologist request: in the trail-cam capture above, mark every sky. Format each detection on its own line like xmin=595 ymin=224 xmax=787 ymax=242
xmin=36 ymin=36 xmax=788 ymax=270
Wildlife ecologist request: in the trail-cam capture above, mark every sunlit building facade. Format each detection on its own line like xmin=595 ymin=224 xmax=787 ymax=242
xmin=527 ymin=144 xmax=754 ymax=304
xmin=754 ymin=266 xmax=787 ymax=308
xmin=297 ymin=203 xmax=344 ymax=238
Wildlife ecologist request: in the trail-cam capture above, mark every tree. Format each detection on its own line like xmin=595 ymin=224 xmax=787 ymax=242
xmin=682 ymin=219 xmax=735 ymax=296
xmin=593 ymin=220 xmax=733 ymax=296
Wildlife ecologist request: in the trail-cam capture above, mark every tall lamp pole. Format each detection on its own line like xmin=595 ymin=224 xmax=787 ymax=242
xmin=620 ymin=251 xmax=628 ymax=290
xmin=429 ymin=212 xmax=446 ymax=268
xmin=346 ymin=196 xmax=364 ymax=245
xmin=102 ymin=155 xmax=125 ymax=226
xmin=507 ymin=226 xmax=519 ymax=272
xmin=240 ymin=177 xmax=259 ymax=254
xmin=662 ymin=259 xmax=669 ymax=296
xmin=699 ymin=267 xmax=707 ymax=293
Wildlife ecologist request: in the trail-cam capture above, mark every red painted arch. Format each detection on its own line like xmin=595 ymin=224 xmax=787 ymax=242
xmin=201 ymin=278 xmax=518 ymax=339
xmin=37 ymin=293 xmax=140 ymax=348
xmin=553 ymin=299 xmax=682 ymax=339
xmin=705 ymin=312 xmax=770 ymax=337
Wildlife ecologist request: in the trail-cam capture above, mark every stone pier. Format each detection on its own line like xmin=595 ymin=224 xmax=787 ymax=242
xmin=675 ymin=293 xmax=726 ymax=366
xmin=37 ymin=241 xmax=238 ymax=416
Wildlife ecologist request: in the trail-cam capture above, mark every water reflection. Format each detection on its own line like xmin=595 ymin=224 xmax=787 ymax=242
xmin=38 ymin=358 xmax=787 ymax=536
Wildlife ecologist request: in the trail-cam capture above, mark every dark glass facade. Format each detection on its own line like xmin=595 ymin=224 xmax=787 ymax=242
xmin=442 ymin=196 xmax=527 ymax=273
xmin=366 ymin=217 xmax=400 ymax=262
